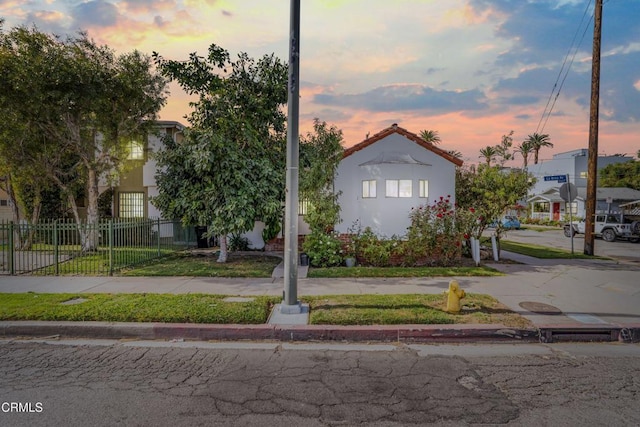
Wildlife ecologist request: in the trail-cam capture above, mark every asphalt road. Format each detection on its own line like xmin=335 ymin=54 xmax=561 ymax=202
xmin=498 ymin=227 xmax=640 ymax=263
xmin=1 ymin=340 xmax=639 ymax=426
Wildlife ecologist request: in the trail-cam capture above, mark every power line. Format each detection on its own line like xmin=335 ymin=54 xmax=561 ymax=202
xmin=536 ymin=0 xmax=595 ymax=134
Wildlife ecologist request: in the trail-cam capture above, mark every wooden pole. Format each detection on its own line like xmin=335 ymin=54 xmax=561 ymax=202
xmin=584 ymin=0 xmax=602 ymax=256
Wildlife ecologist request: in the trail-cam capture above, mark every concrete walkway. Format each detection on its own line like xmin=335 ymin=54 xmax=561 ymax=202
xmin=1 ymin=251 xmax=639 ymax=342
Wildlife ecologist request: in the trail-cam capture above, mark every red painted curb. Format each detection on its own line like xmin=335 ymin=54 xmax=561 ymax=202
xmin=0 ymin=321 xmax=543 ymax=343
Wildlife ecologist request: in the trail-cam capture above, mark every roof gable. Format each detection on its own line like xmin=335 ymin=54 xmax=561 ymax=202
xmin=343 ymin=123 xmax=463 ymax=167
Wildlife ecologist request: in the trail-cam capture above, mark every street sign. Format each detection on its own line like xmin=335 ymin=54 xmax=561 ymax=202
xmin=544 ymin=175 xmax=567 ymax=183
xmin=559 ymin=183 xmax=578 ymax=202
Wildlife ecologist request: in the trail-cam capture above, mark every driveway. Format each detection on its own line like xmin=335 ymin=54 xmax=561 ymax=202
xmin=497 ymin=227 xmax=640 ymax=264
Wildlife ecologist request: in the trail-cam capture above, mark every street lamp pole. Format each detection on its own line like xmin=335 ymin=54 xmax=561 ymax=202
xmin=283 ymin=0 xmax=301 ymax=310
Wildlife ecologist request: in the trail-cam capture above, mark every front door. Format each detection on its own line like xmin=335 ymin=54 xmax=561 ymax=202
xmin=553 ymin=203 xmax=560 ymax=221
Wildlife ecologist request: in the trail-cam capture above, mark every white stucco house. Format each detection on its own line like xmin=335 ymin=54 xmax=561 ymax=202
xmin=333 ymin=124 xmax=463 ymax=237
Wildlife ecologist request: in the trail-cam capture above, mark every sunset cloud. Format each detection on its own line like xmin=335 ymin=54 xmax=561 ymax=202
xmin=1 ymin=0 xmax=638 ymax=164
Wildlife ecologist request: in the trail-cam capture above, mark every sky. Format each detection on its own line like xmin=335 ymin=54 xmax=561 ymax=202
xmin=1 ymin=0 xmax=639 ymax=166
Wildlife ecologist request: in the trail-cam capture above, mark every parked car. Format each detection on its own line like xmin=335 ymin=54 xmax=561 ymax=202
xmin=488 ymin=216 xmax=521 ymax=230
xmin=564 ymin=214 xmax=639 ymax=243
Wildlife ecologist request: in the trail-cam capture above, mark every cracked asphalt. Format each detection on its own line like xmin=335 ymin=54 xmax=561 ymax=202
xmin=1 ymin=340 xmax=639 ymax=426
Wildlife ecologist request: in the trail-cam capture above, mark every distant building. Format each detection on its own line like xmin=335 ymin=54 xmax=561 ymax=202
xmin=527 ymin=149 xmax=632 ymax=195
xmin=525 ymin=149 xmax=633 ymax=221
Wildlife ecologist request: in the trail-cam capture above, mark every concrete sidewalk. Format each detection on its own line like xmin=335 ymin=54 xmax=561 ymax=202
xmin=1 ymin=251 xmax=640 ymax=343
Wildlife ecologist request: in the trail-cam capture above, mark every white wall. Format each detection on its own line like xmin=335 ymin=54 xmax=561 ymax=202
xmin=334 ymin=133 xmax=457 ymax=237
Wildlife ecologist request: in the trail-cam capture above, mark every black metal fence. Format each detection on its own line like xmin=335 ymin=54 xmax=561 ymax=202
xmin=0 ymin=218 xmax=196 ymax=275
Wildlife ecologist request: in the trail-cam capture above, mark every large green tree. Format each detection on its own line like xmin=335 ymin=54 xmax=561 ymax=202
xmin=0 ymin=25 xmax=167 ymax=251
xmin=599 ymin=160 xmax=640 ymax=190
xmin=299 ymin=119 xmax=345 ymax=232
xmin=153 ymin=44 xmax=288 ymax=262
xmin=456 ymin=164 xmax=534 ymax=240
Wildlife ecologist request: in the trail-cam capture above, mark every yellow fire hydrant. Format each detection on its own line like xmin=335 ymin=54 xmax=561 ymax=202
xmin=445 ymin=280 xmax=466 ymax=313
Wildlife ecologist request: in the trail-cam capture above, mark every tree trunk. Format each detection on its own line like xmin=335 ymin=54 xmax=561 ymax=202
xmin=83 ymin=168 xmax=100 ymax=252
xmin=217 ymin=234 xmax=228 ymax=263
xmin=3 ymin=176 xmax=24 ymax=249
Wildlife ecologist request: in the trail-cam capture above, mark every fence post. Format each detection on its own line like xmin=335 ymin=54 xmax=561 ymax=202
xmin=8 ymin=221 xmax=15 ymax=275
xmin=108 ymin=219 xmax=114 ymax=276
xmin=157 ymin=218 xmax=161 ymax=257
xmin=54 ymin=220 xmax=59 ymax=276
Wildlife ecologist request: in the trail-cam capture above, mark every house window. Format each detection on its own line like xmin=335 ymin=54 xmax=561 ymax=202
xmin=386 ymin=179 xmax=412 ymax=198
xmin=119 ymin=192 xmax=144 ymax=218
xmin=127 ymin=140 xmax=144 ymax=160
xmin=566 ymin=202 xmax=578 ymax=215
xmin=419 ymin=180 xmax=429 ymax=198
xmin=362 ymin=180 xmax=377 ymax=198
xmin=533 ymin=202 xmax=550 ymax=212
xmin=298 ymin=198 xmax=311 ymax=215
xmin=579 ymin=171 xmax=587 ymax=179
xmin=0 ymin=199 xmax=8 ymax=207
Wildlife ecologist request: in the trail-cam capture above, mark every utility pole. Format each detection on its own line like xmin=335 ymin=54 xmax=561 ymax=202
xmin=283 ymin=0 xmax=301 ymax=312
xmin=584 ymin=0 xmax=602 ymax=256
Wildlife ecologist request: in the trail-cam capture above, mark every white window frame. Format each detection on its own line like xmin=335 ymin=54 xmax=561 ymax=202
xmin=386 ymin=179 xmax=412 ymax=198
xmin=119 ymin=192 xmax=145 ymax=218
xmin=298 ymin=198 xmax=311 ymax=216
xmin=565 ymin=202 xmax=578 ymax=215
xmin=128 ymin=140 xmax=145 ymax=160
xmin=362 ymin=180 xmax=377 ymax=198
xmin=419 ymin=180 xmax=429 ymax=198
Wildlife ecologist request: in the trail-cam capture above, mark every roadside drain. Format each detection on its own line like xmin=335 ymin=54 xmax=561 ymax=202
xmin=519 ymin=301 xmax=562 ymax=315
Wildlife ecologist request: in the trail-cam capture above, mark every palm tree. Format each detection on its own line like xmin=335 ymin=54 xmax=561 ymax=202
xmin=514 ymin=140 xmax=534 ymax=169
xmin=447 ymin=150 xmax=463 ymax=160
xmin=479 ymin=146 xmax=498 ymax=166
xmin=419 ymin=130 xmax=441 ymax=145
xmin=525 ymin=133 xmax=553 ymax=164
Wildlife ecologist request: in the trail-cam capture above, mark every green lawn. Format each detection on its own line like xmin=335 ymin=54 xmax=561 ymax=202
xmin=120 ymin=252 xmax=282 ymax=277
xmin=306 ymin=294 xmax=531 ymax=328
xmin=0 ymin=292 xmax=531 ymax=327
xmin=0 ymin=293 xmax=276 ymax=324
xmin=500 ymin=240 xmax=608 ymax=259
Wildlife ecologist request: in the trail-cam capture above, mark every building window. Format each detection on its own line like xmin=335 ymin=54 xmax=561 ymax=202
xmin=533 ymin=202 xmax=550 ymax=212
xmin=566 ymin=202 xmax=578 ymax=215
xmin=579 ymin=171 xmax=587 ymax=179
xmin=362 ymin=180 xmax=377 ymax=198
xmin=386 ymin=179 xmax=412 ymax=198
xmin=298 ymin=198 xmax=311 ymax=215
xmin=419 ymin=180 xmax=429 ymax=198
xmin=0 ymin=199 xmax=8 ymax=207
xmin=119 ymin=192 xmax=144 ymax=218
xmin=128 ymin=140 xmax=144 ymax=160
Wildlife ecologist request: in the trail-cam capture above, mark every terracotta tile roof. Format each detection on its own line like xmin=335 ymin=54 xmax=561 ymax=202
xmin=343 ymin=123 xmax=464 ymax=167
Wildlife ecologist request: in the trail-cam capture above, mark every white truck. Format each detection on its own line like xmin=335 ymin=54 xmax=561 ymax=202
xmin=564 ymin=214 xmax=639 ymax=243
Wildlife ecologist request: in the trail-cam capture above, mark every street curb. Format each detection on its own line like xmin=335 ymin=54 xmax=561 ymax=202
xmin=2 ymin=321 xmax=638 ymax=343
xmin=535 ymin=323 xmax=640 ymax=343
xmin=0 ymin=321 xmax=538 ymax=343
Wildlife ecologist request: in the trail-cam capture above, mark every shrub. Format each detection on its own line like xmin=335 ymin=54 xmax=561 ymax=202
xmin=229 ymin=234 xmax=250 ymax=251
xmin=404 ymin=196 xmax=481 ymax=265
xmin=302 ymin=230 xmax=344 ymax=267
xmin=353 ymin=227 xmax=400 ymax=267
